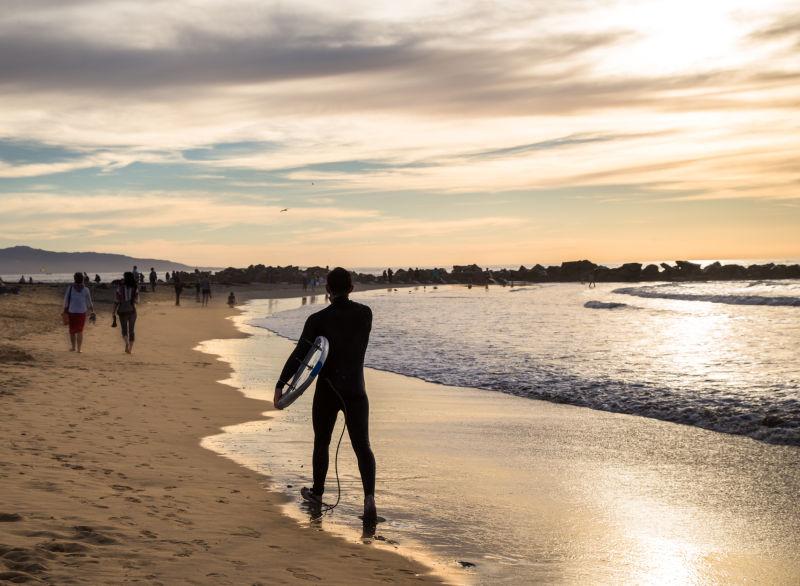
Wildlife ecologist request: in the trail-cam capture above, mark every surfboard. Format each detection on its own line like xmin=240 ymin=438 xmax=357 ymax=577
xmin=276 ymin=335 xmax=329 ymax=409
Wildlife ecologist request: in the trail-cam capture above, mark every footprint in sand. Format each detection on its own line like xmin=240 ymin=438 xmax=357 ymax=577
xmin=0 ymin=513 xmax=22 ymax=522
xmin=1 ymin=544 xmax=49 ymax=578
xmin=230 ymin=527 xmax=260 ymax=538
xmin=286 ymin=567 xmax=322 ymax=581
xmin=39 ymin=541 xmax=89 ymax=554
xmin=72 ymin=526 xmax=118 ymax=546
xmin=0 ymin=570 xmax=41 ymax=582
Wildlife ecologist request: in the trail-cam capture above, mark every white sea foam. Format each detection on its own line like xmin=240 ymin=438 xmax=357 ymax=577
xmin=255 ymin=282 xmax=800 ymax=445
xmin=614 ymin=281 xmax=800 ymax=306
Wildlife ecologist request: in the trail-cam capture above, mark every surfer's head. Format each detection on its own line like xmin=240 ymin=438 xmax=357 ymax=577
xmin=326 ymin=267 xmax=353 ymax=298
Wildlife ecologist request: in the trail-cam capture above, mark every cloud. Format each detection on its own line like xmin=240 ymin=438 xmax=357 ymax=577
xmin=751 ymin=13 xmax=800 ymax=47
xmin=0 ymin=191 xmax=381 ymax=240
xmin=0 ymin=1 xmax=628 ymax=118
xmin=0 ymin=1 xmax=799 ymax=264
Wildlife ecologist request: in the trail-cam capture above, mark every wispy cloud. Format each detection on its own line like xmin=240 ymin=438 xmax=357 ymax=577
xmin=0 ymin=0 xmax=798 ymax=264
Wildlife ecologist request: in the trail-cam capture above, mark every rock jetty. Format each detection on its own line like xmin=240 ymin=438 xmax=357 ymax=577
xmin=202 ymin=260 xmax=800 ymax=286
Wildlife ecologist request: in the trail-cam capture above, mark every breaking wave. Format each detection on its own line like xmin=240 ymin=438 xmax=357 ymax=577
xmin=613 ymin=285 xmax=800 ymax=307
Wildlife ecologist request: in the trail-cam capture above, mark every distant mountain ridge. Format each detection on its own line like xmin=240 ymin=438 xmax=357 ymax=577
xmin=0 ymin=246 xmax=194 ymax=274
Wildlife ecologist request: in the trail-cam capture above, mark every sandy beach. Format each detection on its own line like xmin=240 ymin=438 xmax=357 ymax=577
xmin=0 ymin=284 xmax=439 ymax=584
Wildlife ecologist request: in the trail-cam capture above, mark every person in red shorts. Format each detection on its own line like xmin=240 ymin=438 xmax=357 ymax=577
xmin=62 ymin=271 xmax=95 ymax=353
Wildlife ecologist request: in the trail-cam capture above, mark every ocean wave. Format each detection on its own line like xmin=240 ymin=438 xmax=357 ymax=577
xmin=255 ymin=317 xmax=800 ymax=447
xmin=613 ymin=286 xmax=800 ymax=306
xmin=254 ymin=285 xmax=800 ymax=447
xmin=583 ymin=300 xmax=630 ymax=309
xmin=381 ymin=363 xmax=800 ymax=447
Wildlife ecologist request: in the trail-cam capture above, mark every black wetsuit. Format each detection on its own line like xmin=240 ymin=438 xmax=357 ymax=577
xmin=278 ymin=296 xmax=375 ymax=497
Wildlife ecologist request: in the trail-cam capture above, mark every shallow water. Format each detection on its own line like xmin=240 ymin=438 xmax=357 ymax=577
xmin=200 ymin=292 xmax=800 ymax=584
xmin=259 ymin=282 xmax=800 ymax=445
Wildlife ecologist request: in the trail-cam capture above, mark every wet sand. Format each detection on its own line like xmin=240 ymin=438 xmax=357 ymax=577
xmin=204 ymin=296 xmax=800 ymax=585
xmin=0 ymin=284 xmax=439 ymax=584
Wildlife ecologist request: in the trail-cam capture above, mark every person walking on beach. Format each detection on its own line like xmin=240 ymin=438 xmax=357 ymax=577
xmin=275 ymin=267 xmax=377 ymax=522
xmin=63 ymin=272 xmax=95 ymax=353
xmin=174 ymin=274 xmax=184 ymax=306
xmin=200 ymin=278 xmax=211 ymax=306
xmin=149 ymin=268 xmax=157 ymax=292
xmin=113 ymin=271 xmax=139 ymax=354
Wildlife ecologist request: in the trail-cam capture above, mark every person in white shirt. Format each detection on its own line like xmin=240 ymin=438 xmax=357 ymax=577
xmin=63 ymin=272 xmax=94 ymax=353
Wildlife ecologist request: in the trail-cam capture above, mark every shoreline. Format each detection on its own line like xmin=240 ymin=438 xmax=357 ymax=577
xmin=205 ymin=295 xmax=800 ymax=584
xmin=198 ymin=302 xmax=460 ymax=583
xmin=0 ymin=285 xmax=441 ymax=584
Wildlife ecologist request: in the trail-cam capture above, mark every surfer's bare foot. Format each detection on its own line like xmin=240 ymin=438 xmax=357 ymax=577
xmin=363 ymin=495 xmax=377 ymax=522
xmin=301 ymin=487 xmax=323 ymax=505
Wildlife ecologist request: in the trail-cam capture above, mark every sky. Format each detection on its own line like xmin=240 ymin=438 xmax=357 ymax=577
xmin=0 ymin=0 xmax=799 ymax=268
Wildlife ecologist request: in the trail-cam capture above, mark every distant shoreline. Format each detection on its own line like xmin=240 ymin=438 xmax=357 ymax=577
xmin=4 ymin=257 xmax=800 ymax=288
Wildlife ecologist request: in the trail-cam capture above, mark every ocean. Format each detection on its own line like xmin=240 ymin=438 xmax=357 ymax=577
xmin=199 ymin=282 xmax=800 ymax=583
xmin=2 ymin=272 xmax=139 ymax=284
xmin=260 ymin=281 xmax=800 ymax=445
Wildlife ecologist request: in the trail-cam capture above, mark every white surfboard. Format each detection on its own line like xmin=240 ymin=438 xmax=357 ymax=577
xmin=276 ymin=336 xmax=329 ymax=409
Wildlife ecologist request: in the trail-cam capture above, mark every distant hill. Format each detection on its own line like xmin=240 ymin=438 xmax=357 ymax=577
xmin=0 ymin=246 xmax=194 ymax=275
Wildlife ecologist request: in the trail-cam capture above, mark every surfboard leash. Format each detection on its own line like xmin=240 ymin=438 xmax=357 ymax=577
xmin=317 ymin=376 xmax=348 ymax=514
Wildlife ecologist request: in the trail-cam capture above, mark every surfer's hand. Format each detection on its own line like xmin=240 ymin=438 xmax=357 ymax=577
xmin=273 ymin=384 xmax=284 ymax=410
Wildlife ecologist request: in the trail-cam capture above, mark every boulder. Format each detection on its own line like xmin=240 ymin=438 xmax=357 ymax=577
xmin=560 ymin=260 xmax=597 ymax=281
xmin=675 ymin=260 xmax=702 ymax=278
xmin=610 ymin=262 xmax=642 ymax=281
xmin=701 ymin=261 xmax=723 ymax=279
xmin=659 ymin=263 xmax=677 ymax=280
xmin=719 ymin=264 xmax=746 ymax=279
xmin=452 ymin=264 xmax=486 ymax=284
xmin=746 ymin=263 xmax=775 ymax=279
xmin=641 ymin=264 xmax=660 ymax=280
xmin=531 ymin=264 xmax=548 ymax=281
xmin=545 ymin=265 xmax=562 ymax=280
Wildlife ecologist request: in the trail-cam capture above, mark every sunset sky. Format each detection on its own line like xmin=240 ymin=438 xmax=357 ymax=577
xmin=1 ymin=0 xmax=798 ymax=267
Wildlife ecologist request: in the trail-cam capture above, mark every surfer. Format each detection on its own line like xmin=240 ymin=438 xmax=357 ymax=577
xmin=275 ymin=267 xmax=377 ymax=522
